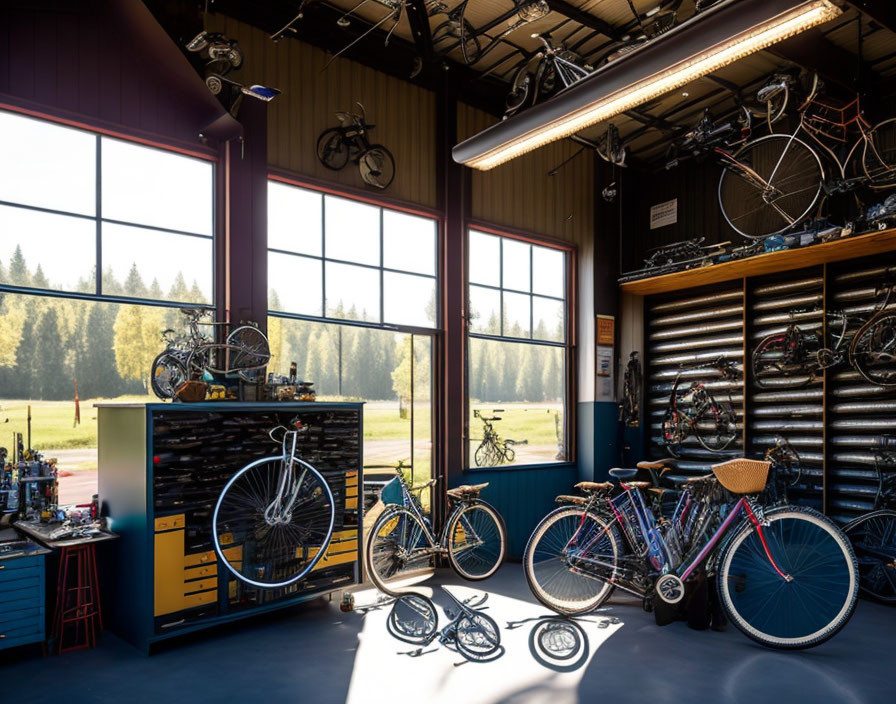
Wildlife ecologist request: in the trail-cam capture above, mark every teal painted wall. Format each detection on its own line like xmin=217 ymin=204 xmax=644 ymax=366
xmin=457 ymin=464 xmax=578 ymax=559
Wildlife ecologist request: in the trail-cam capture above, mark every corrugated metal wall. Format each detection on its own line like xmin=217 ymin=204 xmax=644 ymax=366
xmin=209 ymin=15 xmax=438 ymax=208
xmin=458 ymin=103 xmax=594 ymax=247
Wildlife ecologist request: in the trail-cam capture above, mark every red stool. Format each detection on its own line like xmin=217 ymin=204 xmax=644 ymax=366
xmin=52 ymin=544 xmax=103 ymax=654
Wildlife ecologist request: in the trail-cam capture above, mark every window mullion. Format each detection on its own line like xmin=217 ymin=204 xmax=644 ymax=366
xmin=96 ymin=135 xmax=102 ymax=296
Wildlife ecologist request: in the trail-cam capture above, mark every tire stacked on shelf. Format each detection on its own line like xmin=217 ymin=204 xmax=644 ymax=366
xmin=826 ymin=261 xmax=896 ymax=524
xmin=747 ymin=273 xmax=825 ymax=512
xmin=646 ymin=286 xmax=745 ymax=483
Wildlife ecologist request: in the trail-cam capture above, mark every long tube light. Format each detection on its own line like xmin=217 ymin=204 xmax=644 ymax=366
xmin=454 ymin=0 xmax=841 ymax=170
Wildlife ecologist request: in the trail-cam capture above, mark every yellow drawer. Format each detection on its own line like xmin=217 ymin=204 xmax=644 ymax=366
xmin=184 ymin=550 xmax=216 ymax=568
xmin=345 ymin=497 xmax=358 ymax=510
xmin=332 ymin=529 xmax=358 ymax=542
xmin=183 ymin=590 xmax=217 ymax=609
xmin=155 ymin=514 xmax=185 ymax=532
xmin=184 ymin=563 xmax=217 ymax=580
xmin=184 ymin=578 xmax=217 ymax=595
xmin=311 ymin=550 xmax=356 ymax=571
xmin=345 ymin=471 xmax=358 ymax=486
xmin=222 ymin=546 xmax=243 ymax=561
xmin=346 ymin=487 xmax=358 ymax=499
xmin=154 ymin=529 xmax=185 ymax=617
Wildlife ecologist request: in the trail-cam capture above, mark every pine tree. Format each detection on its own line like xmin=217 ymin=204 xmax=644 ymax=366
xmin=168 ymin=272 xmax=189 ymax=302
xmin=7 ymin=246 xmax=30 ymax=287
xmin=11 ymin=317 xmax=36 ymax=397
xmin=31 ymin=265 xmax=50 ymax=290
xmin=123 ymin=263 xmax=147 ymax=299
xmin=35 ymin=308 xmax=67 ymax=399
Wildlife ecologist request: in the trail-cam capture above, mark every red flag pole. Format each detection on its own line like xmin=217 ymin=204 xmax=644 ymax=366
xmin=74 ymin=378 xmax=81 ymax=428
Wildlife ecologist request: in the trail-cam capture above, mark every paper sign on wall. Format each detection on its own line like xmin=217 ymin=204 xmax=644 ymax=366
xmin=597 ymin=315 xmax=615 ymax=345
xmin=650 ymin=198 xmax=678 ymax=229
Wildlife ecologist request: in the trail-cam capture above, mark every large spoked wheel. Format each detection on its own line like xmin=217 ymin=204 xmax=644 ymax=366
xmin=446 ymin=500 xmax=506 ymax=580
xmin=213 ymin=455 xmax=335 ymax=588
xmin=843 ymin=509 xmax=896 ymax=603
xmin=358 ymin=145 xmax=395 ymax=189
xmin=849 ymin=312 xmax=896 ymax=387
xmin=455 ymin=610 xmax=501 ymax=660
xmin=695 ymin=398 xmax=738 ymax=453
xmin=227 ymin=324 xmax=271 ymax=382
xmin=717 ymin=506 xmax=858 ymax=649
xmin=719 ymin=135 xmax=824 ymax=240
xmin=316 ymin=128 xmax=350 ymax=170
xmin=366 ymin=506 xmax=434 ymax=594
xmin=524 ymin=506 xmax=618 ymax=615
xmin=474 ymin=441 xmax=497 ymax=468
xmin=151 ymin=352 xmax=187 ymax=399
xmin=862 ymin=117 xmax=896 ymax=189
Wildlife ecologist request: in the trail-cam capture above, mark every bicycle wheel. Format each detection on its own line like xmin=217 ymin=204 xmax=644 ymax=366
xmin=359 ymin=145 xmax=395 ymax=189
xmin=366 ymin=506 xmax=434 ymax=594
xmin=503 ymin=444 xmax=516 ymax=463
xmin=227 ymin=324 xmax=270 ymax=381
xmin=151 ymin=351 xmax=187 ymax=399
xmin=843 ymin=509 xmax=896 ymax=603
xmin=863 ymin=117 xmax=896 ymax=189
xmin=849 ymin=312 xmax=896 ymax=387
xmin=524 ymin=506 xmax=619 ymax=615
xmin=717 ymin=506 xmax=858 ymax=649
xmin=752 ymin=334 xmax=791 ymax=388
xmin=695 ymin=398 xmax=738 ymax=453
xmin=446 ymin=500 xmax=506 ymax=580
xmin=719 ymin=134 xmax=823 ymax=239
xmin=505 ymin=65 xmax=532 ymax=116
xmin=455 ymin=610 xmax=501 ymax=660
xmin=316 ymin=128 xmax=349 ymax=170
xmin=213 ymin=455 xmax=335 ymax=588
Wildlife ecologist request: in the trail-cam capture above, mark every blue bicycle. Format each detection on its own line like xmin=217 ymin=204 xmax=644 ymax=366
xmin=524 ymin=458 xmax=858 ymax=649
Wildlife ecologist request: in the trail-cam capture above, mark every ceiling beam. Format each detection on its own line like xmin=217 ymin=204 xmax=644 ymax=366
xmin=406 ymin=0 xmax=434 ymax=63
xmin=548 ymin=0 xmax=621 ymax=40
xmin=766 ymin=28 xmax=867 ymax=91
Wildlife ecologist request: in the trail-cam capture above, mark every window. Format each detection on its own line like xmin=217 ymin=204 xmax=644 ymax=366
xmin=467 ymin=229 xmax=570 ymax=467
xmin=267 ymin=180 xmax=438 ymax=507
xmin=0 ymin=110 xmax=216 ymax=505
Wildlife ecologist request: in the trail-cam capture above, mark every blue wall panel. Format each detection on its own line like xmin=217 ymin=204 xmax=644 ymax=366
xmin=456 ymin=464 xmax=578 ymax=559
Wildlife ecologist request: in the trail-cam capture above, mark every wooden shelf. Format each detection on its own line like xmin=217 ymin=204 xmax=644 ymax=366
xmin=619 ymin=228 xmax=896 ymax=296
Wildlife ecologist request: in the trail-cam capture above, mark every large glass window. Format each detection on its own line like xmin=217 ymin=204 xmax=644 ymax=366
xmin=267 ymin=180 xmax=438 ymax=508
xmin=467 ymin=229 xmax=570 ymax=467
xmin=0 ymin=110 xmax=216 ymax=506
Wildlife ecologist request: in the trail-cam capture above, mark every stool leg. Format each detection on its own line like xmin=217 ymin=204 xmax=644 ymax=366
xmin=53 ymin=548 xmax=71 ymax=652
xmin=88 ymin=545 xmax=103 ymax=631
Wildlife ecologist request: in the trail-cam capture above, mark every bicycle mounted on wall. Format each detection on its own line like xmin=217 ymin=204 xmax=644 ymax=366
xmin=316 ymin=103 xmax=395 ymax=189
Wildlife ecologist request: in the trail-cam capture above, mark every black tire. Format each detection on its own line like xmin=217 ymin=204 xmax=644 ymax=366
xmin=151 ymin=352 xmax=187 ymax=399
xmin=446 ymin=500 xmax=506 ymax=581
xmin=716 ymin=505 xmax=858 ymax=649
xmin=862 ymin=117 xmax=896 ymax=189
xmin=694 ymin=397 xmax=738 ymax=453
xmin=505 ymin=65 xmax=532 ymax=116
xmin=227 ymin=324 xmax=271 ymax=382
xmin=849 ymin=312 xmax=896 ymax=387
xmin=843 ymin=509 xmax=896 ymax=603
xmin=316 ymin=128 xmax=349 ymax=170
xmin=366 ymin=505 xmax=434 ymax=595
xmin=358 ymin=144 xmax=395 ymax=189
xmin=524 ymin=506 xmax=618 ymax=615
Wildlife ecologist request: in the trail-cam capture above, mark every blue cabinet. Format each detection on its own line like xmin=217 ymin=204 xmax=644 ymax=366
xmin=0 ymin=553 xmax=46 ymax=650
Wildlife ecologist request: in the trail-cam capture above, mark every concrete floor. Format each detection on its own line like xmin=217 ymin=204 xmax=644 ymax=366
xmin=3 ymin=563 xmax=891 ymax=704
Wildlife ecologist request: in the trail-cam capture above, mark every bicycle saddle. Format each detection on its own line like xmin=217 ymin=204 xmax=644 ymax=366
xmin=637 ymin=461 xmax=667 ymax=470
xmin=446 ymin=482 xmax=489 ymax=499
xmin=574 ymin=481 xmax=613 ymax=493
xmin=609 ymin=467 xmax=638 ymax=480
xmin=555 ymin=494 xmax=586 ymax=505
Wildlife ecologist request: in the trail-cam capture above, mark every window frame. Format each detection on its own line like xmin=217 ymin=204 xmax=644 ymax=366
xmin=266 ymin=173 xmax=441 ymax=336
xmin=0 ymin=106 xmax=217 ymax=310
xmin=465 ymin=222 xmax=576 ymax=470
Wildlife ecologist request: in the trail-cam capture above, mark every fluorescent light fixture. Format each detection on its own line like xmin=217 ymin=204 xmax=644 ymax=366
xmin=454 ymin=0 xmax=842 ymax=170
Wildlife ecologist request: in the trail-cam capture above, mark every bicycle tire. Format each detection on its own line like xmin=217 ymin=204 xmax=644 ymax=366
xmin=849 ymin=311 xmax=896 ymax=387
xmin=213 ymin=455 xmax=335 ymax=588
xmin=227 ymin=324 xmax=271 ymax=381
xmin=151 ymin=351 xmax=187 ymax=399
xmin=862 ymin=117 xmax=896 ymax=189
xmin=366 ymin=505 xmax=435 ymax=595
xmin=524 ymin=506 xmax=618 ymax=615
xmin=358 ymin=144 xmax=395 ymax=189
xmin=454 ymin=610 xmax=501 ymax=660
xmin=505 ymin=64 xmax=532 ymax=115
xmin=694 ymin=397 xmax=738 ymax=453
xmin=503 ymin=444 xmax=515 ymax=463
xmin=842 ymin=509 xmax=896 ymax=603
xmin=316 ymin=128 xmax=350 ymax=170
xmin=446 ymin=500 xmax=506 ymax=581
xmin=717 ymin=505 xmax=858 ymax=649
xmin=718 ymin=134 xmax=824 ymax=239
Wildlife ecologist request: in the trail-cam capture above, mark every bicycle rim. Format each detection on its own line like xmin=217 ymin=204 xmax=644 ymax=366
xmin=359 ymin=145 xmax=395 ymax=189
xmin=227 ymin=325 xmax=270 ymax=371
xmin=719 ymin=135 xmax=823 ymax=239
xmin=151 ymin=353 xmax=186 ymax=399
xmin=864 ymin=117 xmax=896 ymax=189
xmin=524 ymin=507 xmax=618 ymax=615
xmin=455 ymin=612 xmax=501 ymax=660
xmin=447 ymin=502 xmax=506 ymax=580
xmin=849 ymin=312 xmax=896 ymax=387
xmin=843 ymin=509 xmax=896 ymax=602
xmin=367 ymin=506 xmax=434 ymax=594
xmin=718 ymin=507 xmax=857 ymax=649
xmin=213 ymin=456 xmax=335 ymax=588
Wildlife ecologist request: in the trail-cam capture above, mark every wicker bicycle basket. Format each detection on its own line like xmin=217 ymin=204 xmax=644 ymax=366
xmin=711 ymin=459 xmax=771 ymax=494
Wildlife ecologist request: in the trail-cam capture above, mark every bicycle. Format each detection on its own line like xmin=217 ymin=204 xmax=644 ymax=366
xmin=316 ymin=103 xmax=395 ymax=189
xmin=504 ymin=33 xmax=592 ymax=117
xmin=843 ymin=436 xmax=896 ymax=603
xmin=619 ymin=351 xmax=641 ymax=427
xmin=751 ymin=317 xmax=824 ymax=389
xmin=718 ymin=79 xmax=896 ymax=240
xmin=150 ymin=308 xmax=271 ymax=400
xmin=366 ymin=472 xmax=506 ymax=595
xmin=472 ymin=409 xmax=527 ymax=466
xmin=388 ymin=588 xmax=502 ymax=662
xmin=212 ymin=419 xmax=336 ymax=588
xmin=661 ymin=357 xmax=739 ymax=457
xmin=524 ymin=458 xmax=858 ymax=649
